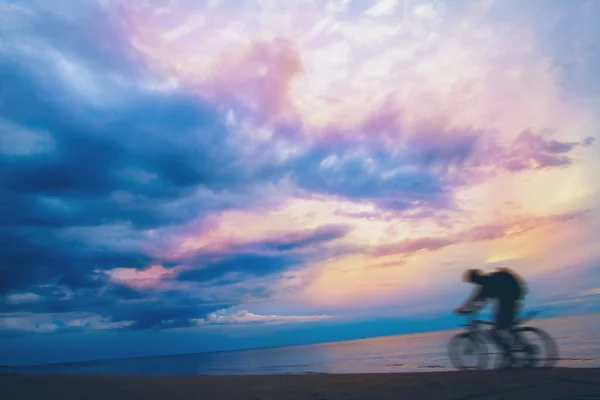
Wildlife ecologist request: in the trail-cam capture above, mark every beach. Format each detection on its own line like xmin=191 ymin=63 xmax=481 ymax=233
xmin=2 ymin=368 xmax=599 ymax=400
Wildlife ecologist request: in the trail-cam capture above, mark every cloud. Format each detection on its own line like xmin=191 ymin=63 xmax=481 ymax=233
xmin=368 ymin=259 xmax=407 ymax=269
xmin=0 ymin=0 xmax=284 ymax=313
xmin=365 ymin=0 xmax=400 ymax=17
xmin=109 ymin=302 xmax=233 ymax=331
xmin=0 ymin=280 xmax=236 ymax=333
xmin=0 ymin=221 xmax=352 ymax=334
xmin=374 ymin=237 xmax=458 ymax=257
xmin=205 ymin=38 xmax=303 ymax=122
xmin=176 ymin=254 xmax=299 ymax=283
xmin=173 ymin=224 xmax=352 ymax=283
xmin=107 ymin=265 xmax=183 ymax=290
xmin=577 ymin=288 xmax=600 ymax=297
xmin=7 ymin=293 xmax=42 ymax=304
xmin=115 ymin=0 xmax=598 ymax=216
xmin=280 ymin=125 xmax=462 ymax=211
xmin=1 ymin=0 xmax=598 ymax=342
xmin=194 ymin=309 xmax=334 ymax=325
xmin=372 ymin=209 xmax=591 ymax=258
xmin=499 ymin=130 xmax=595 ymax=172
xmin=269 ymin=119 xmax=595 ymax=213
xmin=251 ymin=224 xmax=351 ymax=252
xmin=0 ymin=312 xmax=135 ymax=337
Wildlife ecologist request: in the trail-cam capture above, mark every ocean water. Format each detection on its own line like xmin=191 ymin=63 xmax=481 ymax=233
xmin=5 ymin=313 xmax=599 ymax=375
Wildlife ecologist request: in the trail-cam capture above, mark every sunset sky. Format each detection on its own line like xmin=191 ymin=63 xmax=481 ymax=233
xmin=1 ymin=0 xmax=599 ymax=366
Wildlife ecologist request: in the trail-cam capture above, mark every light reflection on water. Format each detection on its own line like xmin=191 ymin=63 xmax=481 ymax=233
xmin=5 ymin=313 xmax=599 ymax=375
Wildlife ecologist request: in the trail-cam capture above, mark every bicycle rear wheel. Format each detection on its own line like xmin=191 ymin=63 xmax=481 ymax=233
xmin=447 ymin=332 xmax=489 ymax=370
xmin=512 ymin=327 xmax=558 ymax=368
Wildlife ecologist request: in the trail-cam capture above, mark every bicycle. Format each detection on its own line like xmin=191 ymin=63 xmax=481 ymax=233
xmin=447 ymin=310 xmax=558 ymax=370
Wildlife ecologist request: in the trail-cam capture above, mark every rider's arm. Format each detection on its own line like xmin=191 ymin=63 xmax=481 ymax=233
xmin=459 ymin=287 xmax=486 ymax=312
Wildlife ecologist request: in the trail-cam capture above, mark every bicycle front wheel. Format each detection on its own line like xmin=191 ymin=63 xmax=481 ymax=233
xmin=447 ymin=332 xmax=489 ymax=370
xmin=512 ymin=327 xmax=559 ymax=368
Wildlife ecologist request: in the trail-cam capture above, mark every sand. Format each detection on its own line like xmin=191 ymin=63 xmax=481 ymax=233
xmin=1 ymin=368 xmax=599 ymax=400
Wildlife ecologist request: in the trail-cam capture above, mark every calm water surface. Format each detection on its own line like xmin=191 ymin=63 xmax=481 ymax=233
xmin=6 ymin=313 xmax=599 ymax=375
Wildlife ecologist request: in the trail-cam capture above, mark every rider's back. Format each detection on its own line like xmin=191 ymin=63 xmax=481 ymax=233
xmin=479 ymin=268 xmax=525 ymax=302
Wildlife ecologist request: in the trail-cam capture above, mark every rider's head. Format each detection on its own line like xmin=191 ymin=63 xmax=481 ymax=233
xmin=463 ymin=269 xmax=483 ymax=284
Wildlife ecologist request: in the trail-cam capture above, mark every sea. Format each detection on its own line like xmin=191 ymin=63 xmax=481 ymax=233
xmin=3 ymin=313 xmax=599 ymax=375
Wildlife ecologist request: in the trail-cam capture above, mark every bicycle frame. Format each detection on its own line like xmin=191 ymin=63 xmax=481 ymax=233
xmin=458 ymin=310 xmax=541 ymax=349
xmin=459 ymin=314 xmax=497 ymax=346
xmin=459 ymin=310 xmax=539 ymax=330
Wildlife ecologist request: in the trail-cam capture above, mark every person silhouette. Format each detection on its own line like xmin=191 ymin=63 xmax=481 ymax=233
xmin=453 ymin=267 xmax=527 ymax=368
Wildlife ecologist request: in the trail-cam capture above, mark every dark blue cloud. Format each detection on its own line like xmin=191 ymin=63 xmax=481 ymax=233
xmin=245 ymin=224 xmax=351 ymax=252
xmin=177 ymin=254 xmax=298 ymax=283
xmin=0 ymin=220 xmax=351 ymax=334
xmin=110 ymin=301 xmax=232 ymax=331
xmin=282 ymin=136 xmax=459 ymax=211
xmin=0 ymin=1 xmax=277 ymax=333
xmin=0 ymin=0 xmax=253 ymax=302
xmin=0 ymin=224 xmax=151 ymax=294
xmin=173 ymin=223 xmax=351 ymax=284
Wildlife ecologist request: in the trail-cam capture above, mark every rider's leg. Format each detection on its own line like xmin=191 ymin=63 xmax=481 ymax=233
xmin=492 ymin=303 xmax=516 ymax=367
xmin=504 ymin=299 xmax=518 ymax=343
xmin=489 ymin=327 xmax=513 ymax=367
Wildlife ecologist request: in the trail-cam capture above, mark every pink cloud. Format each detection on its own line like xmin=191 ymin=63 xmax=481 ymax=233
xmin=500 ymin=130 xmax=595 ymax=172
xmin=107 ymin=265 xmax=183 ymax=289
xmin=374 ymin=237 xmax=458 ymax=257
xmin=371 ymin=209 xmax=591 ymax=258
xmin=205 ymin=39 xmax=303 ymax=121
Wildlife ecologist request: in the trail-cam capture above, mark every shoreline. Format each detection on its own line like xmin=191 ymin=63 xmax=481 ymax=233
xmin=6 ymin=311 xmax=597 ymax=370
xmin=2 ymin=368 xmax=599 ymax=400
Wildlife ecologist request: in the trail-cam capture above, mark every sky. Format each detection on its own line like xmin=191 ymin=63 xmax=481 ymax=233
xmin=1 ymin=0 xmax=599 ymax=366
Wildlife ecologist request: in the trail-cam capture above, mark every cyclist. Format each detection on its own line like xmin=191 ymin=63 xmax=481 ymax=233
xmin=453 ymin=267 xmax=527 ymax=368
